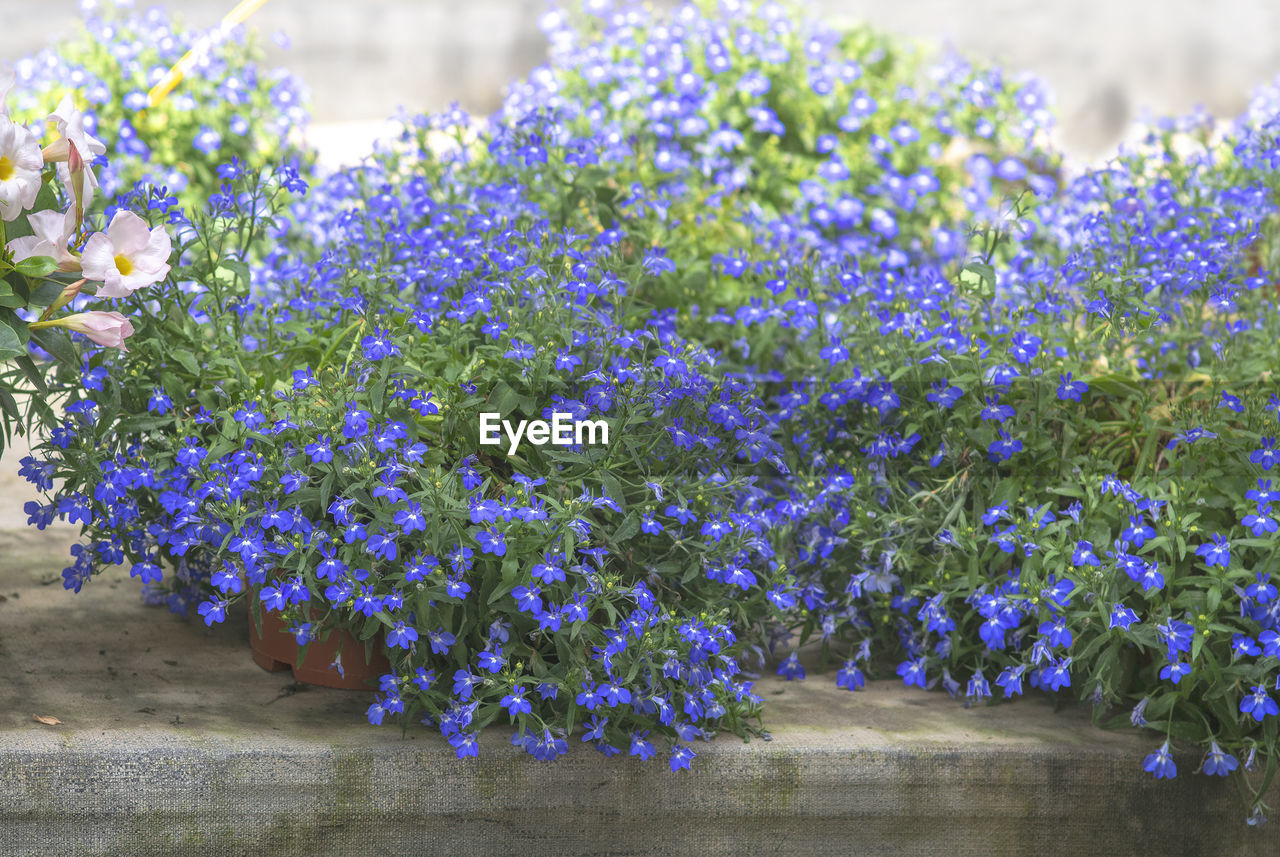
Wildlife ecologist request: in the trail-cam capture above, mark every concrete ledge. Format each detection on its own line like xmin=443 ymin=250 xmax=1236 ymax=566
xmin=0 ymin=528 xmax=1276 ymax=857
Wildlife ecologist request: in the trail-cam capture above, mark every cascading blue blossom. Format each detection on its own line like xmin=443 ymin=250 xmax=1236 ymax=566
xmin=14 ymin=0 xmax=1280 ymax=823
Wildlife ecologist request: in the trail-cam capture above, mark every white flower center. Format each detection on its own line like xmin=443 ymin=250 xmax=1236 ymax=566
xmin=0 ymin=156 xmax=13 ymax=181
xmin=114 ymin=254 xmax=134 ymax=276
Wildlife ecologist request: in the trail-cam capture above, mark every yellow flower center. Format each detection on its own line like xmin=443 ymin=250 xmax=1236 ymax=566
xmin=114 ymin=254 xmax=134 ymax=276
xmin=0 ymin=157 xmax=13 ymax=181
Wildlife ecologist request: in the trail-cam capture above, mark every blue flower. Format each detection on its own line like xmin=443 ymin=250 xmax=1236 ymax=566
xmin=1160 ymin=661 xmax=1190 ymax=685
xmin=361 ymin=328 xmax=400 ymax=361
xmin=1248 ymin=574 xmax=1278 ymax=605
xmin=668 ymin=745 xmax=696 ymax=772
xmin=1248 ymin=479 xmax=1280 ymax=505
xmin=1109 ymin=604 xmax=1139 ymax=630
xmin=1166 ymin=426 xmax=1216 ymax=450
xmin=629 ymin=731 xmax=656 ymax=761
xmin=1040 ymin=657 xmax=1071 ymax=691
xmin=511 ymin=584 xmax=543 ymax=614
xmin=987 ymin=429 xmax=1022 ymax=462
xmin=1195 ymin=534 xmax=1231 ymax=568
xmin=926 ymin=380 xmax=963 ymax=409
xmin=1038 ymin=616 xmax=1072 ymax=648
xmin=451 ymin=669 xmax=478 ymax=700
xmin=1250 ymin=438 xmax=1280 ymax=471
xmin=995 ymin=665 xmax=1025 ymax=698
xmin=427 ymin=628 xmax=455 ymax=655
xmin=1231 ymin=634 xmax=1261 ymax=660
xmin=197 ymin=598 xmax=228 ymax=626
xmin=342 ymin=406 xmax=372 ymax=439
xmin=1120 ymin=515 xmax=1156 ymax=548
xmin=500 ymin=686 xmax=533 ymax=716
xmin=476 ymin=528 xmax=507 ymax=556
xmin=1203 ymin=741 xmax=1238 ymax=777
xmin=576 ymin=682 xmax=603 ymax=710
xmin=777 ymin=652 xmax=806 ymax=681
xmin=1240 ymin=686 xmax=1280 ymax=722
xmin=387 ymin=622 xmax=418 ymax=649
xmin=979 ymin=394 xmax=1015 ymax=422
xmin=130 ymin=561 xmax=163 ymax=584
xmin=1072 ymin=540 xmax=1101 ymax=567
xmin=192 ymin=125 xmax=222 ymax=155
xmin=1243 ymin=507 xmax=1278 ymax=537
xmin=477 ymin=648 xmax=505 ymax=674
xmin=449 ymin=732 xmax=479 ymax=759
xmin=1218 ymin=392 xmax=1244 ymax=413
xmin=836 ymin=661 xmax=865 ymax=691
xmin=1143 ymin=741 xmax=1177 ymax=779
xmin=233 ymin=401 xmax=266 ymax=430
xmin=1156 ymin=620 xmax=1194 ymax=657
xmin=700 ymin=515 xmax=733 ymax=543
xmin=147 ymin=387 xmax=172 ymax=414
xmin=394 ymin=502 xmax=427 ymax=534
xmin=896 ymin=657 xmax=927 ymax=688
xmin=1056 ymin=372 xmax=1088 ymax=402
xmin=982 ymin=503 xmax=1011 ymax=526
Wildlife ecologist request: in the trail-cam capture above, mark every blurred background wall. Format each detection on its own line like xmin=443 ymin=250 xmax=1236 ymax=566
xmin=5 ymin=0 xmax=1280 ymax=160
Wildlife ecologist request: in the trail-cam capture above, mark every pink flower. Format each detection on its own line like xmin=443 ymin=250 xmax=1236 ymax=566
xmin=81 ymin=211 xmax=172 ymax=297
xmin=37 ymin=311 xmax=135 ymax=351
xmin=6 ymin=208 xmax=80 ymax=272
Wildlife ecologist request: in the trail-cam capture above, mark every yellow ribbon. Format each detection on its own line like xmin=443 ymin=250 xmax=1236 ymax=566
xmin=146 ymin=0 xmax=274 ymax=108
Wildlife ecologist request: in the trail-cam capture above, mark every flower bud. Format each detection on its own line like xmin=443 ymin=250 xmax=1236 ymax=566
xmin=31 ymin=311 xmax=135 ymax=351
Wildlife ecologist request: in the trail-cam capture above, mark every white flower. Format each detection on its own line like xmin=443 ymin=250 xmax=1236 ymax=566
xmin=41 ymin=95 xmax=105 ymax=216
xmin=81 ymin=211 xmax=172 ymax=297
xmin=6 ymin=207 xmax=80 ymax=272
xmin=41 ymin=95 xmax=106 ymax=164
xmin=0 ymin=114 xmax=42 ymax=222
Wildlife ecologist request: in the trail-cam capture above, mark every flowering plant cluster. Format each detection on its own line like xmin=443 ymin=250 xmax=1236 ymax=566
xmin=0 ymin=66 xmax=172 ymax=455
xmin=8 ymin=0 xmax=309 ymax=206
xmin=15 ymin=0 xmax=1280 ymax=822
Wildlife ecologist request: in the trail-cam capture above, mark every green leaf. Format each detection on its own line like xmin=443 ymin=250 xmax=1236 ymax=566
xmin=0 ymin=387 xmax=19 ymax=420
xmin=220 ymin=259 xmax=251 ymax=289
xmin=599 ymin=471 xmax=625 ymax=508
xmin=171 ymin=348 xmax=202 ymax=376
xmin=14 ymin=355 xmax=47 ymax=394
xmin=612 ymin=512 xmax=639 ymax=545
xmin=960 ymin=262 xmax=995 ymax=291
xmin=0 ymin=321 xmax=26 ymax=361
xmin=487 ymin=581 xmax=510 ymax=605
xmin=12 ymin=256 xmax=59 ymax=279
xmin=27 ymin=279 xmax=65 ymax=307
xmin=488 ymin=381 xmax=522 ymax=417
xmin=0 ymin=280 xmax=23 ymax=309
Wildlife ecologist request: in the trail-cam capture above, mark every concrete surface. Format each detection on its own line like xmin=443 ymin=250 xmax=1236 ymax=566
xmin=1 ymin=523 xmax=1278 ymax=855
xmin=3 ymin=1 xmax=1280 ymax=159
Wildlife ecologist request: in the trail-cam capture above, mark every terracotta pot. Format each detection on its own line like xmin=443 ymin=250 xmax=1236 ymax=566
xmin=247 ymin=588 xmax=390 ymax=690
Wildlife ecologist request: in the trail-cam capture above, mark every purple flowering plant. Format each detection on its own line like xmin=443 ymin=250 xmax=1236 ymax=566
xmin=9 ymin=0 xmax=310 ymax=207
xmin=26 ymin=128 xmax=781 ymax=766
xmin=15 ymin=0 xmax=1280 ymax=818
